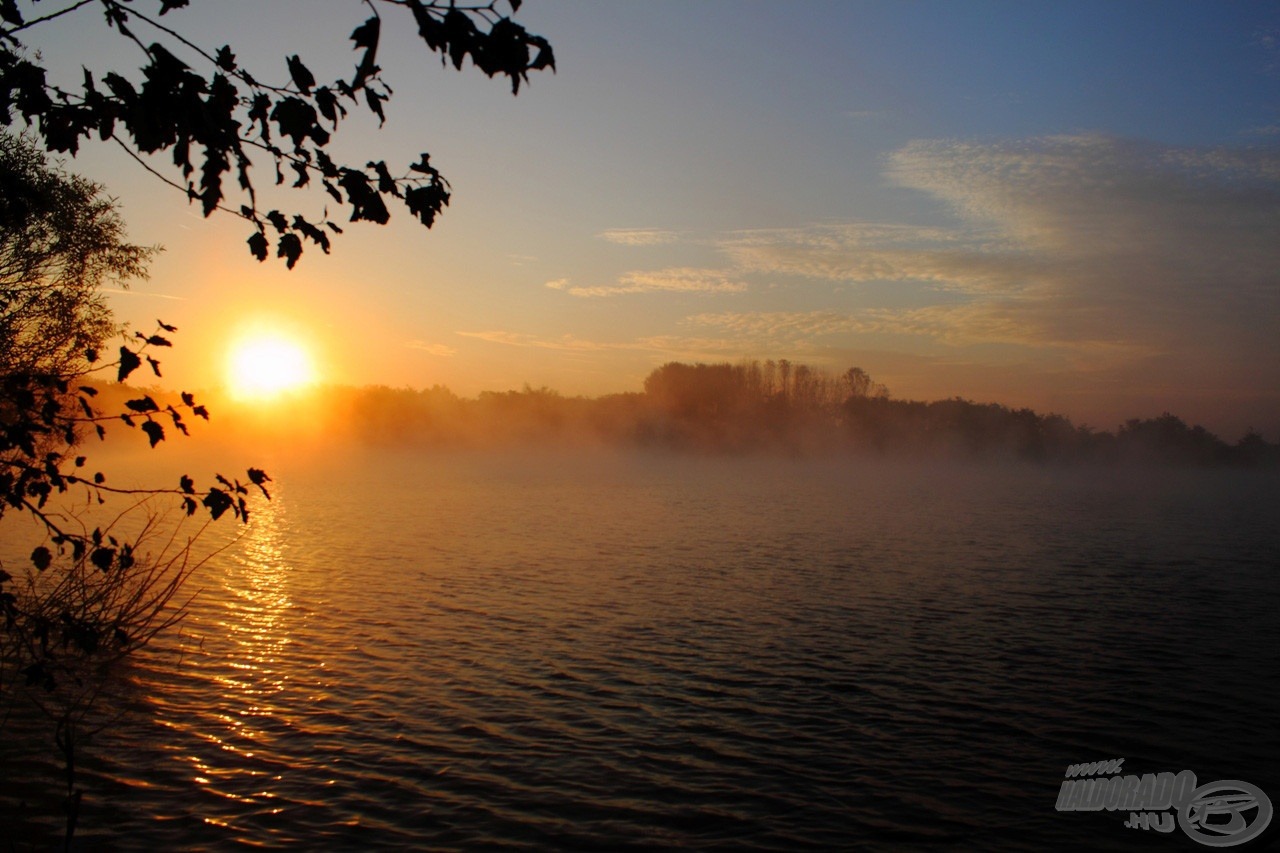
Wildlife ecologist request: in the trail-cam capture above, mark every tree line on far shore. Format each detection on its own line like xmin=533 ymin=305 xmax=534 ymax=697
xmin=126 ymin=359 xmax=1276 ymax=466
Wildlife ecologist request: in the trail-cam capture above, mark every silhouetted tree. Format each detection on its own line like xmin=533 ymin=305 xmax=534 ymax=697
xmin=1116 ymin=412 xmax=1230 ymax=464
xmin=0 ymin=132 xmax=266 ymax=846
xmin=761 ymin=359 xmax=778 ymax=398
xmin=1 ymin=0 xmax=554 ymax=267
xmin=777 ymin=358 xmax=792 ymax=403
xmin=1233 ymin=429 xmax=1279 ymax=467
xmin=842 ymin=366 xmax=888 ymax=400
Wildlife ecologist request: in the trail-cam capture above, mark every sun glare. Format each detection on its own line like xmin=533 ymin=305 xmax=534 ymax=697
xmin=226 ymin=334 xmax=315 ymax=400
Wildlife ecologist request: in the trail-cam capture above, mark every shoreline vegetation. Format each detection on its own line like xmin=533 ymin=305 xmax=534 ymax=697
xmin=98 ymin=360 xmax=1278 ymax=466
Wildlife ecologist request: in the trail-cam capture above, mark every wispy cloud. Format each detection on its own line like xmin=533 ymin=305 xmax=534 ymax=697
xmin=405 ymin=340 xmax=457 ymax=357
xmin=456 ymin=328 xmax=767 ymax=361
xmin=597 ymin=228 xmax=683 ymax=246
xmin=456 ymin=331 xmax=628 ymax=352
xmin=100 ymin=287 xmax=185 ymax=301
xmin=705 ymin=135 xmax=1280 ymax=360
xmin=551 ymin=268 xmax=748 ymax=298
xmin=684 ymin=307 xmax=1057 ymax=352
xmin=885 ymin=134 xmax=1280 ymax=349
xmin=686 ymin=310 xmax=870 ymax=344
xmin=720 ymin=223 xmax=1034 ymax=294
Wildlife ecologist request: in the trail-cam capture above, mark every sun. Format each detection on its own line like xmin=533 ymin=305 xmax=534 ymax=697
xmin=226 ymin=334 xmax=316 ymax=400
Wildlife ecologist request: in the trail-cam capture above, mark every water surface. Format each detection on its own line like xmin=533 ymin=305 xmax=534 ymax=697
xmin=4 ymin=450 xmax=1279 ymax=850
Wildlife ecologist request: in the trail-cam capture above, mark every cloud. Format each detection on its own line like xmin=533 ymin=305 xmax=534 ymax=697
xmin=683 ymin=307 xmax=1079 ymax=354
xmin=720 ymin=223 xmax=1038 ymax=294
xmin=686 ymin=310 xmax=869 ymax=344
xmin=405 ymin=340 xmax=457 ymax=357
xmin=884 ymin=134 xmax=1280 ymax=348
xmin=710 ymin=135 xmax=1280 ymax=362
xmin=456 ymin=331 xmax=628 ymax=352
xmin=552 ymin=267 xmax=748 ymax=298
xmin=597 ymin=228 xmax=682 ymax=246
xmin=100 ymin=287 xmax=185 ymax=301
xmin=456 ymin=328 xmax=769 ymax=362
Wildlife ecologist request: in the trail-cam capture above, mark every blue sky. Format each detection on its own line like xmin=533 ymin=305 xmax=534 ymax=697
xmin=20 ymin=1 xmax=1280 ymax=437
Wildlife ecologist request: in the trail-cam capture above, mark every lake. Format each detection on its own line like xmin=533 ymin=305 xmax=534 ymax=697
xmin=3 ymin=449 xmax=1279 ymax=850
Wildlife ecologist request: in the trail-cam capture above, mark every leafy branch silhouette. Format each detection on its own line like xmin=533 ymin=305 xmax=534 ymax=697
xmin=0 ymin=0 xmax=555 ymax=267
xmin=3 ymin=320 xmax=270 ymax=570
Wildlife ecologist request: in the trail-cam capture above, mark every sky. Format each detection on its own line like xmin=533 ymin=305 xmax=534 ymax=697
xmin=20 ymin=1 xmax=1280 ymax=439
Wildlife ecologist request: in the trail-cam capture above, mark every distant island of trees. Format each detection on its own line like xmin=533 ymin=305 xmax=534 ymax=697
xmin=152 ymin=359 xmax=1276 ymax=467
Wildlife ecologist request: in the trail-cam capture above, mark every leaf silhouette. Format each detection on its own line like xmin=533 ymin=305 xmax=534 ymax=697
xmin=141 ymin=420 xmax=165 ymax=447
xmin=269 ymin=97 xmax=319 ymax=149
xmin=406 ymin=183 xmax=450 ymax=228
xmin=117 ymin=346 xmax=141 ymax=382
xmin=31 ymin=546 xmax=52 ymax=571
xmin=203 ymin=488 xmax=233 ymax=521
xmin=125 ymin=396 xmax=160 ymax=413
xmin=350 ymin=16 xmax=381 ymax=89
xmin=277 ymin=232 xmax=303 ymax=269
xmin=0 ymin=0 xmax=24 ymax=26
xmin=247 ymin=467 xmax=272 ymax=498
xmin=214 ymin=45 xmax=236 ymax=72
xmin=286 ymin=54 xmax=315 ymax=94
xmin=247 ymin=230 xmax=269 ymax=261
xmin=90 ymin=547 xmax=115 ymax=571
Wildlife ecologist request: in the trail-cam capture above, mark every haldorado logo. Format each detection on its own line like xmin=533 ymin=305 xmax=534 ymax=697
xmin=1055 ymin=759 xmax=1271 ymax=847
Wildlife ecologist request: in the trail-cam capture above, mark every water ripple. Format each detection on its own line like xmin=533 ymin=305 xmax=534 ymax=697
xmin=4 ymin=454 xmax=1278 ymax=850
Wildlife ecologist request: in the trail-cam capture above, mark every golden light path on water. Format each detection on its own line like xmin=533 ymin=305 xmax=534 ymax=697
xmin=143 ymin=481 xmax=350 ymax=838
xmin=189 ymin=490 xmax=292 ymax=826
xmin=206 ymin=492 xmax=291 ymax=821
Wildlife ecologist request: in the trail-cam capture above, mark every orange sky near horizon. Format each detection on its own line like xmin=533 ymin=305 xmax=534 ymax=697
xmin=19 ymin=2 xmax=1280 ymax=441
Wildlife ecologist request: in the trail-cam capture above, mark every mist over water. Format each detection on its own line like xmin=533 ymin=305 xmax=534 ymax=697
xmin=4 ymin=448 xmax=1279 ymax=850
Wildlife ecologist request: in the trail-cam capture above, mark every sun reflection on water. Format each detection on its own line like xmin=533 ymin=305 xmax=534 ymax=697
xmin=228 ymin=490 xmax=293 ymax=664
xmin=166 ymin=480 xmax=320 ymax=827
